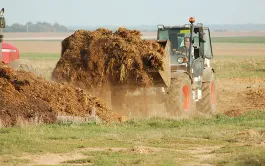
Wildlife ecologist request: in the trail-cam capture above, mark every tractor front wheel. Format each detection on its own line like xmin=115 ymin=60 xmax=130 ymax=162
xmin=165 ymin=74 xmax=194 ymax=116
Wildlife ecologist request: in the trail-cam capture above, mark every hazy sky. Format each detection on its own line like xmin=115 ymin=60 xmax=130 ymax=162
xmin=1 ymin=0 xmax=265 ymax=26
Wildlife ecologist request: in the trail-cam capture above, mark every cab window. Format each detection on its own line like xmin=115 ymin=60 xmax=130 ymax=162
xmin=203 ymin=29 xmax=213 ymax=59
xmin=158 ymin=30 xmax=168 ymax=40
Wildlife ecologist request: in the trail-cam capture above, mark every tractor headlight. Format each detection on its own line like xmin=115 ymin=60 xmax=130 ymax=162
xmin=177 ymin=57 xmax=184 ymax=64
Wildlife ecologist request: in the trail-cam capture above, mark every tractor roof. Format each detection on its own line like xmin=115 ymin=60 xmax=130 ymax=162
xmin=158 ymin=23 xmax=209 ymax=30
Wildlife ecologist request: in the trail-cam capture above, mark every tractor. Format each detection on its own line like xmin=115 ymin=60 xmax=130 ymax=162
xmin=111 ymin=17 xmax=216 ymax=116
xmin=0 ymin=8 xmax=21 ymax=67
xmin=0 ymin=8 xmax=36 ymax=73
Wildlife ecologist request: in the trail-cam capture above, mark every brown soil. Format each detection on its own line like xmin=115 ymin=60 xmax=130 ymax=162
xmin=212 ymin=43 xmax=265 ymax=56
xmin=217 ymin=77 xmax=265 ymax=116
xmin=52 ymin=28 xmax=165 ymax=90
xmin=6 ymin=41 xmax=61 ymax=53
xmin=3 ymin=32 xmax=73 ymax=38
xmin=0 ymin=62 xmax=123 ymax=127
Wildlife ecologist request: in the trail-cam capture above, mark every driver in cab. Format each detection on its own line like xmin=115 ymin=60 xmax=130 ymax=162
xmin=173 ymin=37 xmax=190 ymax=57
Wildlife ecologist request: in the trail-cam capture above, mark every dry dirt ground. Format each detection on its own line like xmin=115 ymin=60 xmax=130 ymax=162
xmin=7 ymin=41 xmax=61 ymax=53
xmin=217 ymin=77 xmax=265 ymax=116
xmin=212 ymin=43 xmax=265 ymax=56
xmin=3 ymin=32 xmax=73 ymax=39
xmin=0 ymin=145 xmax=224 ymax=166
xmin=5 ymin=146 xmax=221 ymax=166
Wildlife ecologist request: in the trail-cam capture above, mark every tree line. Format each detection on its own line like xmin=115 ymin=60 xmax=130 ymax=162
xmin=3 ymin=22 xmax=70 ymax=32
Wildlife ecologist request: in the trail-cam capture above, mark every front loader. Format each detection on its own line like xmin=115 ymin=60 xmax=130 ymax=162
xmin=111 ymin=17 xmax=216 ymax=116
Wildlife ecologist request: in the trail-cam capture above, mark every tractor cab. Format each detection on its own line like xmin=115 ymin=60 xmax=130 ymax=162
xmin=156 ymin=18 xmax=213 ymax=70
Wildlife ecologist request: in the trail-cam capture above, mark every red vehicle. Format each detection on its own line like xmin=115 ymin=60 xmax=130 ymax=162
xmin=1 ymin=42 xmax=20 ymax=64
xmin=1 ymin=8 xmax=20 ymax=65
xmin=1 ymin=8 xmax=32 ymax=72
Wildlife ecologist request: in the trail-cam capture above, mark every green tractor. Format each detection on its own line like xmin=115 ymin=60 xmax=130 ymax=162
xmin=111 ymin=17 xmax=216 ymax=116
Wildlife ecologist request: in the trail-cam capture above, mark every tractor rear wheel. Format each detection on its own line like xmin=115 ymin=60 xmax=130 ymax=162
xmin=196 ymin=73 xmax=216 ymax=114
xmin=165 ymin=74 xmax=194 ymax=116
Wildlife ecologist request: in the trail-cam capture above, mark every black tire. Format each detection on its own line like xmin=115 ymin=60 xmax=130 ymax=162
xmin=196 ymin=73 xmax=216 ymax=114
xmin=165 ymin=74 xmax=194 ymax=116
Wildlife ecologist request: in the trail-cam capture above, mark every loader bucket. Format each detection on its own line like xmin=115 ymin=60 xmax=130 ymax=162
xmin=148 ymin=40 xmax=171 ymax=87
xmin=111 ymin=40 xmax=172 ymax=90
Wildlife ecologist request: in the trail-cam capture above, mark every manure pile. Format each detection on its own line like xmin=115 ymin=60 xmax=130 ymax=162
xmin=0 ymin=63 xmax=122 ymax=127
xmin=52 ymin=28 xmax=165 ymax=89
